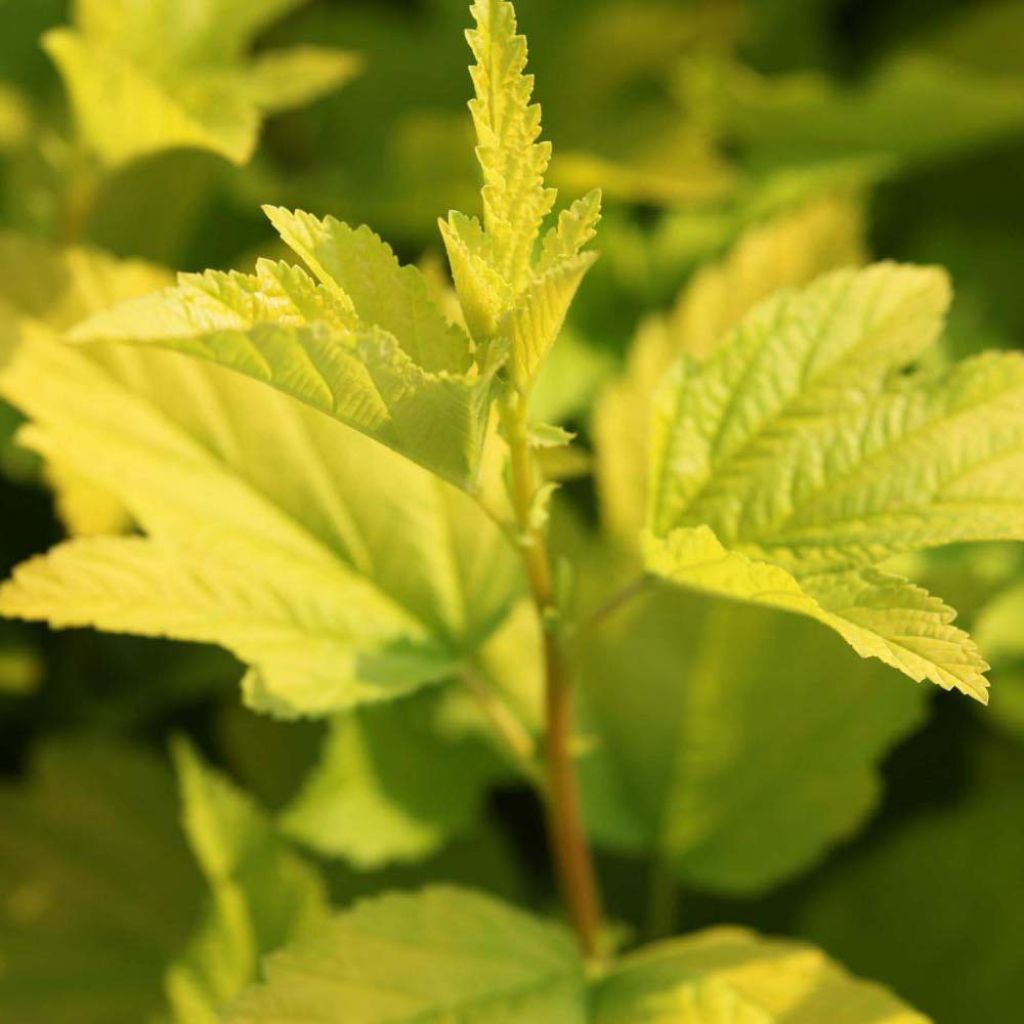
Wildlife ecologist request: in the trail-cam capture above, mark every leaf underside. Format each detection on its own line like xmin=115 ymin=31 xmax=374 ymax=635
xmin=0 ymin=244 xmax=521 ymax=719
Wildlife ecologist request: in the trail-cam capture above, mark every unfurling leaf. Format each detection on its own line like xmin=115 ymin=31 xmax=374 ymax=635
xmin=644 ymin=263 xmax=1024 ymax=700
xmin=440 ymin=0 xmax=601 ymax=388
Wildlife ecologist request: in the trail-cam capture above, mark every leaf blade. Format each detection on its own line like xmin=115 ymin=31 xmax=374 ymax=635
xmin=226 ymin=887 xmax=586 ymax=1022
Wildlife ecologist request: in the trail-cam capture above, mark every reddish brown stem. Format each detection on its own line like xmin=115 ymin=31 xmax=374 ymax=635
xmin=541 ymin=630 xmax=603 ymax=956
xmin=504 ymin=399 xmax=603 ymax=957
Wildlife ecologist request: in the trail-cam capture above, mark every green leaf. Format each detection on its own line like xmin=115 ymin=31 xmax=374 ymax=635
xmin=0 ymin=247 xmax=521 ymax=718
xmin=43 ymin=456 xmax=134 ymax=537
xmin=166 ymin=739 xmax=328 ymax=1024
xmin=578 ymin=566 xmax=926 ymax=894
xmin=280 ymin=689 xmax=506 ymax=868
xmin=71 ymin=216 xmax=493 ymax=488
xmin=722 ymin=54 xmax=1024 ymax=171
xmin=800 ymin=780 xmax=1024 ymax=1024
xmin=226 ymin=886 xmax=587 ymax=1022
xmin=538 ymin=189 xmax=604 ymax=272
xmin=0 ymin=738 xmax=201 ymax=1024
xmin=438 ymin=212 xmax=511 ymax=343
xmin=0 ymin=634 xmax=41 ymax=694
xmin=644 ymin=263 xmax=1024 ymax=699
xmin=595 ymin=196 xmax=866 ymax=544
xmin=46 ymin=0 xmax=357 ymax=167
xmin=232 ymin=47 xmax=362 ymax=114
xmin=975 ymin=583 xmax=1024 ymax=737
xmin=0 ymin=84 xmax=30 ymax=152
xmin=593 ymin=927 xmax=929 ymax=1023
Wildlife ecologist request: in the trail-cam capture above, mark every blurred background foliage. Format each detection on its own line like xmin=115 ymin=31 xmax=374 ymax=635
xmin=1 ymin=0 xmax=1024 ymax=1021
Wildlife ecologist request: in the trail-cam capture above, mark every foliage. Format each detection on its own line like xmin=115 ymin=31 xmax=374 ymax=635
xmin=1 ymin=0 xmax=1024 ymax=1021
xmin=46 ymin=0 xmax=359 ymax=167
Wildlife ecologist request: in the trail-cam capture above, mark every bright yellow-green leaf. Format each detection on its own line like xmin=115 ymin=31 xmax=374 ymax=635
xmin=43 ymin=457 xmax=134 ymax=537
xmin=438 ymin=212 xmax=510 ymax=343
xmin=505 ymin=251 xmax=598 ymax=385
xmin=644 ymin=264 xmax=1024 ymax=700
xmin=465 ymin=0 xmax=556 ymax=292
xmin=643 ymin=530 xmax=989 ymax=702
xmin=0 ymin=234 xmax=169 ymax=534
xmin=44 ymin=28 xmax=257 ymax=167
xmin=596 ymin=197 xmax=865 ymax=544
xmin=232 ymin=47 xmax=362 ymax=114
xmin=0 ymin=248 xmax=522 ymax=719
xmin=71 ymin=214 xmax=493 ymax=488
xmin=262 ymin=207 xmax=472 ymax=374
xmin=73 ymin=0 xmax=309 ymax=66
xmin=439 ymin=2 xmax=601 ymax=389
xmin=593 ymin=927 xmax=929 ymax=1023
xmin=46 ymin=0 xmax=357 ymax=167
xmin=165 ymin=739 xmax=328 ymax=1024
xmin=537 ymin=189 xmax=604 ymax=272
xmin=226 ymin=887 xmax=587 ymax=1022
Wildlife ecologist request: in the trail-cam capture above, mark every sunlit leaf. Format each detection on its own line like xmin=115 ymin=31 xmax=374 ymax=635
xmin=438 ymin=1 xmax=600 ymax=388
xmin=0 ymin=246 xmax=522 ymax=718
xmin=46 ymin=0 xmax=357 ymax=167
xmin=595 ymin=197 xmax=865 ymax=543
xmin=0 ymin=84 xmax=30 ymax=152
xmin=644 ymin=264 xmax=1024 ymax=699
xmin=593 ymin=927 xmax=929 ymax=1023
xmin=71 ymin=216 xmax=494 ymax=488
